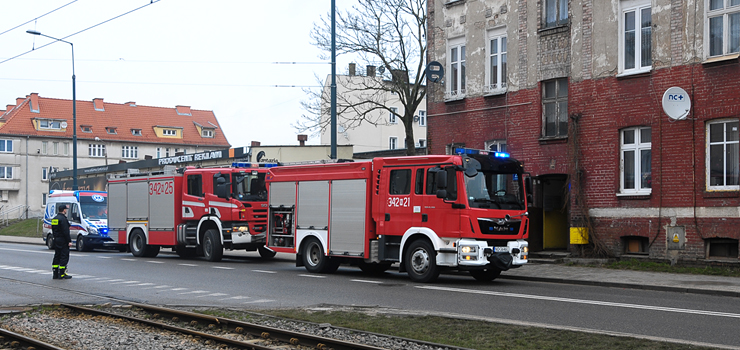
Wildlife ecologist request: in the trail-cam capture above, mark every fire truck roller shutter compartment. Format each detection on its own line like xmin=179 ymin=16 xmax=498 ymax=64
xmin=107 ymin=181 xmax=127 ymax=241
xmin=329 ymin=179 xmax=367 ymax=256
xmin=269 ymin=182 xmax=296 ymax=207
xmin=297 ymin=181 xmax=330 ymax=246
xmin=149 ymin=178 xmax=175 ymax=230
xmin=127 ymin=181 xmax=149 ymax=220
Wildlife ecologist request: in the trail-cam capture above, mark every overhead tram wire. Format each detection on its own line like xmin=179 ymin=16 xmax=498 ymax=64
xmin=0 ymin=0 xmax=79 ymax=37
xmin=0 ymin=77 xmax=321 ymax=88
xmin=0 ymin=0 xmax=162 ymax=66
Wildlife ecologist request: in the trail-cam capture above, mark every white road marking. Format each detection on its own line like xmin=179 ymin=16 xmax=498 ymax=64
xmin=121 ymin=258 xmax=136 ymax=261
xmin=178 ymin=263 xmax=198 ymax=267
xmin=146 ymin=261 xmax=164 ymax=264
xmin=145 ymin=285 xmax=171 ymax=289
xmin=85 ymin=277 xmax=107 ymax=281
xmin=212 ymin=266 xmax=234 ymax=270
xmin=178 ymin=290 xmax=209 ymax=295
xmin=170 ymin=288 xmax=187 ymax=291
xmin=299 ymin=274 xmax=326 ymax=278
xmin=98 ymin=279 xmax=123 ymax=283
xmin=252 ymin=270 xmax=276 ymax=274
xmin=74 ymin=275 xmax=94 ymax=279
xmin=243 ymin=299 xmax=274 ymax=304
xmin=136 ymin=283 xmax=155 ymax=286
xmin=109 ymin=280 xmax=140 ymax=285
xmin=417 ymin=285 xmax=740 ymax=319
xmin=198 ymin=293 xmax=228 ymax=298
xmin=0 ymin=247 xmax=52 ymax=255
xmin=97 ymin=256 xmax=112 ymax=259
xmin=351 ymin=279 xmax=383 ymax=284
xmin=222 ymin=296 xmax=250 ymax=300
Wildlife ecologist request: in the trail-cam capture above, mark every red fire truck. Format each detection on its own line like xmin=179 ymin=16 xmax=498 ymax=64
xmin=107 ymin=163 xmax=275 ymax=261
xmin=265 ymin=151 xmax=530 ymax=282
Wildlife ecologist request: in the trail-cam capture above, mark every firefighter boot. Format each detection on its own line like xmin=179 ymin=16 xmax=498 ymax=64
xmin=59 ymin=267 xmax=72 ymax=279
xmin=52 ymin=266 xmax=60 ymax=280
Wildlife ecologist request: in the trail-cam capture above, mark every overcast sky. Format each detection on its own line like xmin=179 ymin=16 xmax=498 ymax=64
xmin=0 ymin=0 xmax=358 ymax=148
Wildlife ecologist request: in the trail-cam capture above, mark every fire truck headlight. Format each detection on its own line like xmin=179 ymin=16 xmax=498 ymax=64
xmin=523 ymin=246 xmax=529 ymax=253
xmin=235 ymin=226 xmax=249 ymax=233
xmin=461 ymin=246 xmax=477 ymax=254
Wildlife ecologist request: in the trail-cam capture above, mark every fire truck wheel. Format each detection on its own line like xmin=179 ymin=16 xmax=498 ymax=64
xmin=203 ymin=229 xmax=224 ymax=262
xmin=46 ymin=234 xmax=55 ymax=250
xmin=302 ymin=237 xmax=336 ymax=273
xmin=358 ymin=261 xmax=392 ymax=275
xmin=258 ymin=246 xmax=276 ymax=259
xmin=129 ymin=230 xmax=148 ymax=257
xmin=405 ymin=239 xmax=440 ymax=283
xmin=469 ymin=268 xmax=502 ymax=282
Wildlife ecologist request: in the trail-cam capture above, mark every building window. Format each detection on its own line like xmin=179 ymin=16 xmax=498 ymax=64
xmin=542 ymin=78 xmax=568 ymax=138
xmin=81 ymin=125 xmax=92 ymax=133
xmin=486 ymin=29 xmax=507 ymax=93
xmin=706 ymin=0 xmax=740 ymax=58
xmin=202 ymin=129 xmax=214 ymax=138
xmin=121 ymin=146 xmax=138 ymax=159
xmin=0 ymin=139 xmax=12 ymax=153
xmin=389 ymin=107 xmax=398 ymax=124
xmin=418 ymin=110 xmax=426 ymax=126
xmin=53 ymin=142 xmax=59 ymax=155
xmin=106 ymin=127 xmax=117 ymax=134
xmin=620 ymin=1 xmax=652 ymax=74
xmin=544 ymin=0 xmax=568 ymax=28
xmin=621 ymin=127 xmax=652 ymax=194
xmin=418 ymin=139 xmax=426 ymax=148
xmin=166 ymin=148 xmax=171 ymax=157
xmin=39 ymin=119 xmax=61 ymax=130
xmin=446 ymin=37 xmax=466 ymax=99
xmin=63 ymin=142 xmax=69 ymax=156
xmin=486 ymin=140 xmax=508 ymax=153
xmin=88 ymin=144 xmax=106 ymax=157
xmin=42 ymin=141 xmax=48 ymax=155
xmin=131 ymin=129 xmax=142 ymax=136
xmin=42 ymin=167 xmax=48 ymax=181
xmin=163 ymin=129 xmax=177 ymax=136
xmin=42 ymin=193 xmax=47 ymax=206
xmin=0 ymin=166 xmax=12 ymax=179
xmin=707 ymin=119 xmax=739 ymax=190
xmin=389 ymin=137 xmax=398 ymax=150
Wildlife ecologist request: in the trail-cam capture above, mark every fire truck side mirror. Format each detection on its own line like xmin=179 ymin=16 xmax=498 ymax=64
xmin=524 ymin=177 xmax=533 ymax=207
xmin=435 ymin=170 xmax=447 ymax=189
xmin=436 ymin=189 xmax=447 ymax=199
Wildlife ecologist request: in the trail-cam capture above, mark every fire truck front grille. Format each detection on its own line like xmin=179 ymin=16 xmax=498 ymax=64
xmin=478 ymin=218 xmax=521 ymax=235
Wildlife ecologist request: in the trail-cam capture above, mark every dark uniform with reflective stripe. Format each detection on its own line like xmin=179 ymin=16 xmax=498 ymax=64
xmin=51 ymin=205 xmax=72 ymax=279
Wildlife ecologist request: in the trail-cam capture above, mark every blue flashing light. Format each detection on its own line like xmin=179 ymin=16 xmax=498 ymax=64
xmin=232 ymin=162 xmax=279 ymax=168
xmin=494 ymin=152 xmax=510 ymax=158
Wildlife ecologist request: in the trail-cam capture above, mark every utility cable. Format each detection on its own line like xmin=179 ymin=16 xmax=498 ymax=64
xmin=0 ymin=0 xmax=78 ymax=37
xmin=0 ymin=0 xmax=161 ymax=66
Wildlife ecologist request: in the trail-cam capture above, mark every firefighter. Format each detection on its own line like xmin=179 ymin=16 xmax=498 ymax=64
xmin=51 ymin=204 xmax=72 ymax=279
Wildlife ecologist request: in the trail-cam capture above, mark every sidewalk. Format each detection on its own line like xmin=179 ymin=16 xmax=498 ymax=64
xmin=2 ymin=235 xmax=739 ymax=297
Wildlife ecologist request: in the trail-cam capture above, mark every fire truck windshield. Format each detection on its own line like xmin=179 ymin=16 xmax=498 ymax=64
xmin=233 ymin=172 xmax=267 ymax=202
xmin=465 ymin=171 xmax=525 ymax=210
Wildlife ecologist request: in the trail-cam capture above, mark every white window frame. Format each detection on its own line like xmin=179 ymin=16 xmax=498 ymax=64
xmin=131 ymin=129 xmax=142 ymax=136
xmin=39 ymin=119 xmax=61 ymax=130
xmin=121 ymin=145 xmax=139 ymax=159
xmin=542 ymin=78 xmax=569 ymax=138
xmin=0 ymin=166 xmax=13 ymax=179
xmin=163 ymin=129 xmax=177 ymax=136
xmin=389 ymin=137 xmax=398 ymax=150
xmin=88 ymin=144 xmax=106 ymax=158
xmin=707 ymin=119 xmax=739 ymax=190
xmin=42 ymin=167 xmax=48 ymax=181
xmin=63 ymin=142 xmax=69 ymax=156
xmin=485 ymin=140 xmax=508 ymax=153
xmin=156 ymin=148 xmax=161 ymax=158
xmin=106 ymin=127 xmax=117 ymax=134
xmin=446 ymin=37 xmax=466 ymax=100
xmin=389 ymin=107 xmax=399 ymax=124
xmin=486 ymin=28 xmax=508 ymax=94
xmin=53 ymin=142 xmax=59 ymax=155
xmin=41 ymin=141 xmax=48 ymax=155
xmin=619 ymin=1 xmax=652 ymax=75
xmin=418 ymin=110 xmax=426 ymax=127
xmin=42 ymin=193 xmax=47 ymax=206
xmin=0 ymin=139 xmax=12 ymax=153
xmin=705 ymin=0 xmax=740 ymax=59
xmin=620 ymin=127 xmax=652 ymax=195
xmin=418 ymin=139 xmax=426 ymax=148
xmin=543 ymin=0 xmax=569 ymax=28
xmin=166 ymin=148 xmax=170 ymax=157
xmin=202 ymin=129 xmax=214 ymax=138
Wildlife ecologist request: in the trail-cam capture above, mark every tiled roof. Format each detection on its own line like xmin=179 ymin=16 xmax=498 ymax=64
xmin=0 ymin=93 xmax=231 ymax=147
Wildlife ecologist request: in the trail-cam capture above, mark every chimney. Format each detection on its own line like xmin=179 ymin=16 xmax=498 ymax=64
xmin=251 ymin=141 xmax=261 ymax=147
xmin=29 ymin=93 xmax=40 ymax=113
xmin=297 ymin=134 xmax=308 ymax=146
xmin=16 ymin=98 xmax=24 ymax=106
xmin=391 ymin=69 xmax=409 ymax=83
xmin=93 ymin=98 xmax=105 ymax=111
xmin=366 ymin=65 xmax=376 ymax=77
xmin=6 ymin=105 xmax=14 ymax=112
xmin=175 ymin=105 xmax=192 ymax=116
xmin=349 ymin=63 xmax=356 ymax=76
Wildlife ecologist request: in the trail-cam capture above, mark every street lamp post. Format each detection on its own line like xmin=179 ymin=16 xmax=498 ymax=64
xmin=27 ymin=30 xmax=77 ymax=190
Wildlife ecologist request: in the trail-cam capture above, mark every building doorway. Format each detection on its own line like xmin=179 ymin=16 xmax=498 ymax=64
xmin=528 ymin=174 xmax=569 ymax=251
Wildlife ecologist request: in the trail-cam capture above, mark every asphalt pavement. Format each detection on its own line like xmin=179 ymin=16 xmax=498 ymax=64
xmin=3 ymin=235 xmax=740 ymax=297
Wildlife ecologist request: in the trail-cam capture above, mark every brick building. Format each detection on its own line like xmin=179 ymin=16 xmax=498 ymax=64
xmin=427 ymin=0 xmax=740 ymax=261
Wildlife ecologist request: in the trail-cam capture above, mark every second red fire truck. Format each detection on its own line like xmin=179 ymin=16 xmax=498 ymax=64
xmin=107 ymin=163 xmax=275 ymax=261
xmin=265 ymin=151 xmax=530 ymax=282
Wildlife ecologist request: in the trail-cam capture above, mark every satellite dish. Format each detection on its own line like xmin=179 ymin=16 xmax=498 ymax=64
xmin=378 ymin=66 xmax=386 ymax=74
xmin=662 ymin=87 xmax=691 ymax=120
xmin=413 ymin=115 xmax=420 ymax=122
xmin=61 ymin=122 xmax=68 ymax=128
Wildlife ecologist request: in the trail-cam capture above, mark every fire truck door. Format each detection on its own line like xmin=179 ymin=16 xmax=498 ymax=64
xmin=379 ymin=168 xmax=421 ymax=236
xmin=421 ymin=166 xmax=461 ymax=236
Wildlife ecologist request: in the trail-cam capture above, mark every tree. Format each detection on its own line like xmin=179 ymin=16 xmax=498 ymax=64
xmin=296 ymin=0 xmax=426 ymax=156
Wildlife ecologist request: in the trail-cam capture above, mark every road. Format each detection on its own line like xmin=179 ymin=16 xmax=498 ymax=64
xmin=2 ymin=242 xmax=740 ymax=349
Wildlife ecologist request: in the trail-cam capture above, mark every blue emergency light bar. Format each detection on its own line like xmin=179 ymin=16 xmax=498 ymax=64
xmin=232 ymin=162 xmax=279 ymax=168
xmin=454 ymin=148 xmax=510 ymax=158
